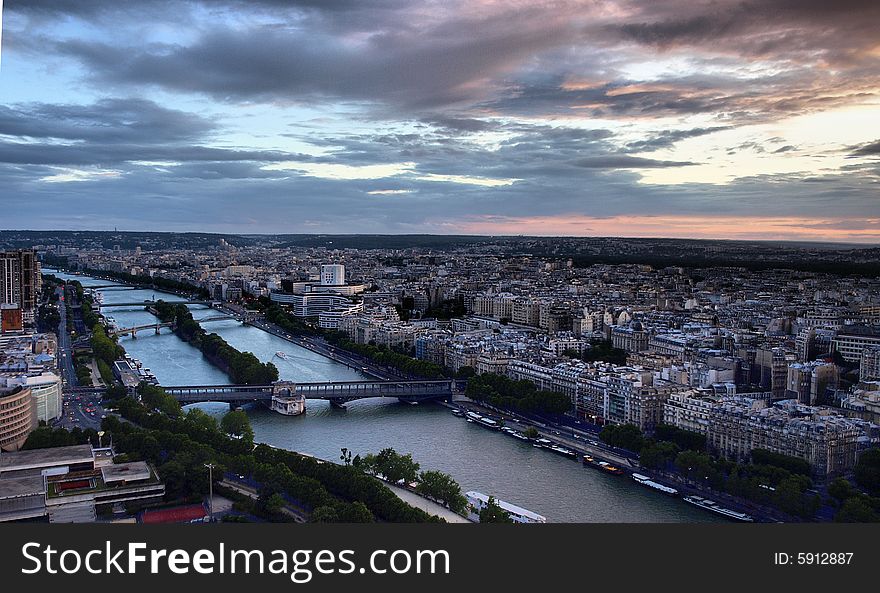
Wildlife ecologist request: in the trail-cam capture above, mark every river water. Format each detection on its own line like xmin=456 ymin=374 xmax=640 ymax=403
xmin=48 ymin=269 xmax=719 ymax=523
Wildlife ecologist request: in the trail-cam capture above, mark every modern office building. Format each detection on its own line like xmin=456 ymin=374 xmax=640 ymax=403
xmin=271 ymin=263 xmax=365 ymax=319
xmin=321 ymin=264 xmax=346 ymax=286
xmin=0 ymin=250 xmax=39 ymax=326
xmin=833 ymin=328 xmax=880 ymax=364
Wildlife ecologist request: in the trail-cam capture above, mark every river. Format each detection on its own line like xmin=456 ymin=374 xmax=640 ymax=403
xmin=47 ymin=269 xmax=720 ymax=523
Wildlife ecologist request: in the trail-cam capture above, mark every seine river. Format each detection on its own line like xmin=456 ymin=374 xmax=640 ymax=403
xmin=48 ymin=269 xmax=719 ymax=523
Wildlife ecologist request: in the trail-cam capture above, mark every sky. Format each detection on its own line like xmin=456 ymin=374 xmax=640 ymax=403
xmin=1 ymin=0 xmax=879 ymax=242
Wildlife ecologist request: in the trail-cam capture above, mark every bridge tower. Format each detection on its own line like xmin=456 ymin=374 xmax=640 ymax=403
xmin=269 ymin=381 xmax=306 ymax=416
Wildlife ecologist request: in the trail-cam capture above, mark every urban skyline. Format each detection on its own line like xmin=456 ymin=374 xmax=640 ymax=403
xmin=1 ymin=1 xmax=879 ymax=242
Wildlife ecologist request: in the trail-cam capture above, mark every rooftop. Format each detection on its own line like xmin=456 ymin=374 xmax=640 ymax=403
xmin=0 ymin=444 xmax=94 ymax=474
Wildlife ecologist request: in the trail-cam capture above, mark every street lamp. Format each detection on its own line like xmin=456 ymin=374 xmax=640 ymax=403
xmin=97 ymin=431 xmax=105 ymax=448
xmin=204 ymin=463 xmax=216 ymax=522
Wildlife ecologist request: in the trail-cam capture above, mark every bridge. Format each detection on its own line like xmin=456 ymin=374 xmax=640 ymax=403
xmin=108 ymin=321 xmax=175 ymax=337
xmin=83 ymin=284 xmax=139 ymax=289
xmin=98 ymin=300 xmax=211 ymax=308
xmin=165 ymin=380 xmax=464 ymax=413
xmin=108 ymin=314 xmax=248 ymax=337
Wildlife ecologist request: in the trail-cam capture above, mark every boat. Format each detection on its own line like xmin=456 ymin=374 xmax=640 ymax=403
xmin=582 ymin=454 xmax=595 ymax=465
xmin=682 ymin=496 xmax=755 ymax=522
xmin=533 ymin=438 xmax=554 ymax=449
xmin=548 ymin=445 xmax=578 ymax=459
xmin=631 ymin=473 xmax=679 ymax=496
xmin=275 ymin=351 xmax=290 ymax=360
xmin=596 ymin=461 xmax=624 ymax=475
xmin=466 ymin=491 xmax=547 ymax=524
xmin=476 ymin=416 xmax=500 ymax=430
xmin=450 ymin=408 xmax=465 ymax=417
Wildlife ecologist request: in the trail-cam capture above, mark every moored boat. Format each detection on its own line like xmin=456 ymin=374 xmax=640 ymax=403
xmin=682 ymin=495 xmax=754 ymax=522
xmin=631 ymin=473 xmax=679 ymax=496
xmin=596 ymin=461 xmax=624 ymax=475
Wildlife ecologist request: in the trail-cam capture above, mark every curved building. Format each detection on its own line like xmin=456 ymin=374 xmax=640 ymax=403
xmin=0 ymin=386 xmax=36 ymax=452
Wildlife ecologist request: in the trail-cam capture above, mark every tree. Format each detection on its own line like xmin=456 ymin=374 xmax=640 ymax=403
xmin=835 ymin=496 xmax=880 ymax=522
xmin=854 ymin=448 xmax=880 ymax=495
xmin=523 ymin=427 xmax=540 ymax=440
xmin=479 ymin=496 xmax=513 ymax=523
xmin=260 ymin=492 xmax=287 ymax=517
xmin=599 ymin=424 xmax=645 ymax=452
xmin=310 ymin=505 xmax=340 ymax=523
xmin=364 ymin=448 xmax=421 ymax=484
xmin=221 ymin=409 xmax=254 ymax=443
xmin=828 ymin=478 xmax=854 ymax=505
xmin=417 ymin=470 xmax=467 ymax=513
xmin=340 ymin=447 xmax=353 ymax=466
xmin=640 ymin=441 xmax=680 ymax=470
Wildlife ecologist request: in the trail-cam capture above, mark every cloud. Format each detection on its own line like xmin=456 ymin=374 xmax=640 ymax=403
xmin=850 ymin=140 xmax=880 ymax=156
xmin=573 ymin=156 xmax=695 ymax=169
xmin=1 ymin=0 xmax=878 ymax=241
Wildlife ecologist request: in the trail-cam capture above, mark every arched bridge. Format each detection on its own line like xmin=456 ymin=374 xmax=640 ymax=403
xmin=98 ymin=299 xmax=211 ymax=308
xmin=108 ymin=315 xmax=247 ymax=337
xmin=108 ymin=321 xmax=175 ymax=337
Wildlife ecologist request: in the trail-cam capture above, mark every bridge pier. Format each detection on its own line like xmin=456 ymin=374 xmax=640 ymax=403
xmin=329 ymin=398 xmax=348 ymax=410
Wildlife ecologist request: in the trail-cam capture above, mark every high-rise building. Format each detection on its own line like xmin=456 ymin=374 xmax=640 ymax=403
xmin=321 ymin=264 xmax=345 ymax=286
xmin=0 ymin=250 xmax=39 ymax=326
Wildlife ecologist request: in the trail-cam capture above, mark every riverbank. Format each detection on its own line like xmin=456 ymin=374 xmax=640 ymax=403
xmin=444 ymin=399 xmax=799 ymax=523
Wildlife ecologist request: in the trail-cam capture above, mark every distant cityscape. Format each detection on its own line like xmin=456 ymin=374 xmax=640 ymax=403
xmin=2 ymin=232 xmax=880 ymax=524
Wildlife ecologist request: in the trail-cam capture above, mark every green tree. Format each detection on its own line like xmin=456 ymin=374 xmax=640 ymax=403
xmin=221 ymin=409 xmax=254 ymax=443
xmin=854 ymin=448 xmax=880 ymax=495
xmin=364 ymin=448 xmax=421 ymax=484
xmin=600 ymin=424 xmax=646 ymax=452
xmin=417 ymin=470 xmax=467 ymax=513
xmin=478 ymin=496 xmax=513 ymax=523
xmin=828 ymin=478 xmax=854 ymax=505
xmin=835 ymin=496 xmax=880 ymax=522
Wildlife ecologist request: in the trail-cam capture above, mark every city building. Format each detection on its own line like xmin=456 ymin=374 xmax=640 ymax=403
xmin=707 ymin=398 xmax=866 ymax=477
xmin=0 ymin=250 xmax=39 ymax=326
xmin=0 ymin=444 xmax=165 ymax=523
xmin=0 ymin=386 xmax=36 ymax=452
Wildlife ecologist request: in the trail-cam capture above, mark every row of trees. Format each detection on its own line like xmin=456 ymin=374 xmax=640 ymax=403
xmin=465 ymin=373 xmax=572 ymax=415
xmin=23 ymin=425 xmax=100 ymax=450
xmin=104 ymin=387 xmax=439 ymax=523
xmin=599 ymin=423 xmax=820 ymax=518
xmin=323 ymin=330 xmax=447 ymax=378
xmin=260 ymin=301 xmax=318 ymax=336
xmin=352 ymin=447 xmax=468 ymax=513
xmin=78 ymin=267 xmax=211 ymax=299
xmin=169 ymin=303 xmax=279 ymax=385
